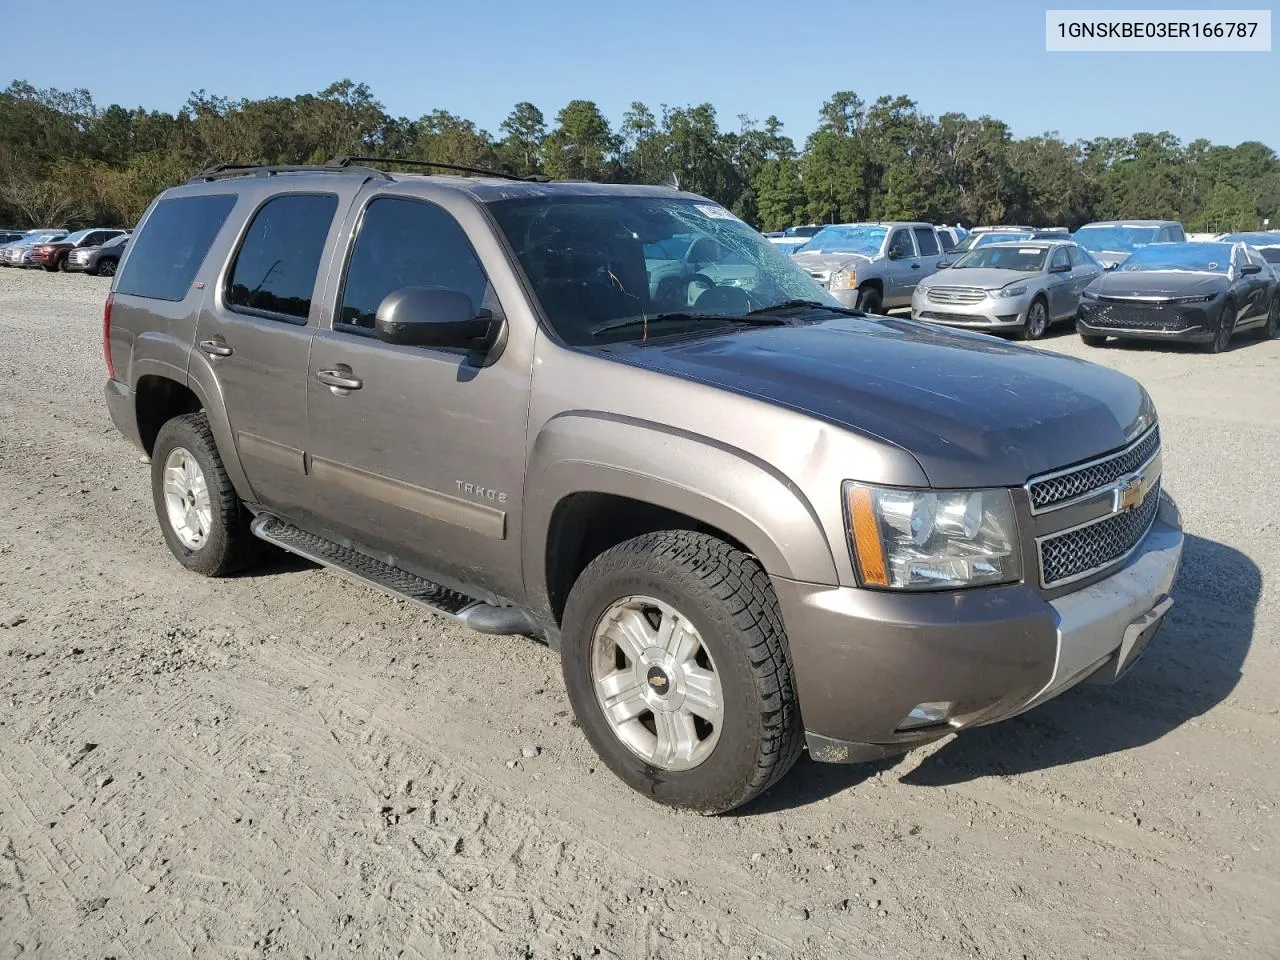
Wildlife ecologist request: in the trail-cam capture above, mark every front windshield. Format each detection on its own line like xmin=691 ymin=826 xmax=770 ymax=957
xmin=486 ymin=195 xmax=841 ymax=346
xmin=952 ymin=246 xmax=1048 ymax=271
xmin=1073 ymin=225 xmax=1159 ymax=253
xmin=1118 ymin=242 xmax=1231 ymax=273
xmin=794 ymin=225 xmax=886 ymax=257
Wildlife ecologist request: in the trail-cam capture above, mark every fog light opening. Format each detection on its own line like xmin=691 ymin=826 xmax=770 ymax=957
xmin=897 ymin=701 xmax=954 ymax=731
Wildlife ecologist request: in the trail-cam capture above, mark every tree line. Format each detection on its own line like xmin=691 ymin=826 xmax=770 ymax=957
xmin=1 ymin=78 xmax=1275 ymax=234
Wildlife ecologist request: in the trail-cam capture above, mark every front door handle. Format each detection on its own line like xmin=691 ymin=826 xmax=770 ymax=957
xmin=910 ymin=263 xmax=921 ymax=269
xmin=316 ymin=368 xmax=363 ymax=391
xmin=198 ymin=339 xmax=233 ymax=358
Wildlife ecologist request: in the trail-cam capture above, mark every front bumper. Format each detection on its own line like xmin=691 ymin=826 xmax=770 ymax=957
xmin=775 ymin=492 xmax=1183 ymax=762
xmin=911 ymin=293 xmax=1030 ymax=330
xmin=1078 ymin=299 xmax=1218 ymax=343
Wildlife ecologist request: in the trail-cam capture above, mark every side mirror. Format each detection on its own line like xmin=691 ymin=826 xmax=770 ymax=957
xmin=1050 ymin=262 xmax=1072 ymax=273
xmin=937 ymin=260 xmax=952 ymax=269
xmin=887 ymin=246 xmax=906 ymax=260
xmin=1240 ymin=264 xmax=1262 ymax=275
xmin=374 ymin=286 xmax=495 ymax=349
xmin=1104 ymin=262 xmax=1119 ymax=272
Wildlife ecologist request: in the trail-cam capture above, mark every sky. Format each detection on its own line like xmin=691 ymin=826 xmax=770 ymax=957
xmin=4 ymin=0 xmax=1276 ymax=149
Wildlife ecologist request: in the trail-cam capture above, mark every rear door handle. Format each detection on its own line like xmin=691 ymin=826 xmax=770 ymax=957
xmin=315 ymin=368 xmax=363 ymax=391
xmin=198 ymin=339 xmax=233 ymax=358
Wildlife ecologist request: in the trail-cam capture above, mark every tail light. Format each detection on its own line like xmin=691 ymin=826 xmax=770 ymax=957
xmin=103 ymin=292 xmax=115 ymax=379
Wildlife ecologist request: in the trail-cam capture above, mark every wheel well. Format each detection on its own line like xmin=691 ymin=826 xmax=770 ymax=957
xmin=859 ymin=279 xmax=884 ymax=295
xmin=544 ymin=492 xmax=752 ymax=625
xmin=135 ymin=375 xmax=202 ymax=455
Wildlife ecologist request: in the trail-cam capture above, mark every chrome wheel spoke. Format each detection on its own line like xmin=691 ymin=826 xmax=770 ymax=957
xmin=608 ymin=608 xmax=654 ymax=663
xmin=598 ymin=670 xmax=648 ymax=724
xmin=681 ymin=666 xmax=723 ymax=727
xmin=653 ymin=709 xmax=698 ymax=767
xmin=656 ymin=608 xmax=697 ymax=664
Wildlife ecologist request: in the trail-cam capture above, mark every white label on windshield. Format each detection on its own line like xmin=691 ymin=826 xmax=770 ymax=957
xmin=696 ymin=203 xmax=737 ymax=221
xmin=1019 ymin=248 xmax=1040 ymax=254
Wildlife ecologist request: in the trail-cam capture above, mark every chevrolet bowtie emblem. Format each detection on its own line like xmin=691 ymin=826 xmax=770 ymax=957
xmin=1114 ymin=474 xmax=1144 ymax=513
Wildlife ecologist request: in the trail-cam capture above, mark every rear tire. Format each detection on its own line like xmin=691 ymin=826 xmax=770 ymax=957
xmin=1080 ymin=334 xmax=1108 ymax=347
xmin=150 ymin=413 xmax=259 ymax=577
xmin=560 ymin=530 xmax=803 ymax=814
xmin=1252 ymin=296 xmax=1278 ymax=340
xmin=857 ymin=286 xmax=882 ymax=314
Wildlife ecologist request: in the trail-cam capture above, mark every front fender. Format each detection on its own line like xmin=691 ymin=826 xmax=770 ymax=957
xmin=522 ymin=412 xmax=839 ymax=617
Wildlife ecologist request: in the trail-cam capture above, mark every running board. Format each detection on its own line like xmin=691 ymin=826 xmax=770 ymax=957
xmin=250 ymin=515 xmax=544 ymax=638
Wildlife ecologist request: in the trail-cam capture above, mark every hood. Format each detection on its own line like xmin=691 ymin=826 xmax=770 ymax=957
xmin=606 ymin=315 xmax=1154 ymax=488
xmin=921 ymin=267 xmax=1033 ymax=290
xmin=790 ymin=251 xmax=878 ymax=274
xmin=1091 ymin=270 xmax=1227 ymax=298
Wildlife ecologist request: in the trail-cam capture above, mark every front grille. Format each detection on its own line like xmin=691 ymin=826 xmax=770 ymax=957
xmin=918 ymin=311 xmax=991 ymax=324
xmin=1038 ymin=482 xmax=1161 ymax=587
xmin=1084 ymin=301 xmax=1191 ymax=331
xmin=927 ymin=286 xmax=986 ymax=304
xmin=1027 ymin=426 xmax=1160 ymax=512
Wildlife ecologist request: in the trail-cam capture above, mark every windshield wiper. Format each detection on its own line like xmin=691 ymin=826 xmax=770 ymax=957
xmin=744 ymin=299 xmax=864 ymax=317
xmin=590 ymin=312 xmax=788 ymax=339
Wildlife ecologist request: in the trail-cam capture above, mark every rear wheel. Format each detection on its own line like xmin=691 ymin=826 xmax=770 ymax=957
xmin=1252 ymin=296 xmax=1278 ymax=340
xmin=150 ymin=413 xmax=259 ymax=576
xmin=857 ymin=286 xmax=882 ymax=314
xmin=1205 ymin=301 xmax=1235 ymax=354
xmin=560 ymin=530 xmax=803 ymax=814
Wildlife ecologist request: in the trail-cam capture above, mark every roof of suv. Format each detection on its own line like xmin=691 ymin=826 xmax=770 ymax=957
xmin=1081 ymin=219 xmax=1181 ymax=227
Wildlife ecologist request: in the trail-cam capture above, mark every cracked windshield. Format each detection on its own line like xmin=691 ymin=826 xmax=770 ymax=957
xmin=486 ymin=195 xmax=840 ymax=345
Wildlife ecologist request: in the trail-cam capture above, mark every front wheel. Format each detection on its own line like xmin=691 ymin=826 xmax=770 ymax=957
xmin=856 ymin=286 xmax=882 ymax=314
xmin=1080 ymin=334 xmax=1108 ymax=347
xmin=1205 ymin=301 xmax=1235 ymax=354
xmin=95 ymin=257 xmax=118 ymax=277
xmin=1018 ymin=297 xmax=1049 ymax=340
xmin=560 ymin=531 xmax=803 ymax=814
xmin=150 ymin=413 xmax=260 ymax=576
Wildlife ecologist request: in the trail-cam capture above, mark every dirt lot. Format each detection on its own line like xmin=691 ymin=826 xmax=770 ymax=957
xmin=0 ymin=268 xmax=1277 ymax=960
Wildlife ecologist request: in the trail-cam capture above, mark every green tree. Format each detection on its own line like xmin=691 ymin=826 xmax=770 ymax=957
xmin=498 ymin=102 xmax=546 ymax=176
xmin=543 ymin=100 xmax=619 ymax=181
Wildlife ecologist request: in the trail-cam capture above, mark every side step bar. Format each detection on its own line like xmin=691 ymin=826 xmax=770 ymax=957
xmin=250 ymin=515 xmax=544 ymax=638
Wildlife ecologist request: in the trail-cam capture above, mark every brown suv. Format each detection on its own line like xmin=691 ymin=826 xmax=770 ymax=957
xmin=103 ymin=158 xmax=1183 ymax=813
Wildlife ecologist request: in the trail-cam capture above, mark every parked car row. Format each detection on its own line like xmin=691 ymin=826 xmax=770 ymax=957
xmin=0 ymin=227 xmax=130 ymax=274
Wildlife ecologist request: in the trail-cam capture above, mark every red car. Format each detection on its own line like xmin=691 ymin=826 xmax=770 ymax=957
xmin=31 ymin=228 xmax=128 ymax=272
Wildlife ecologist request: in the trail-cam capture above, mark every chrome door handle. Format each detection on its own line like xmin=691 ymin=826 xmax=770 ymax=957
xmin=315 ymin=368 xmax=363 ymax=391
xmin=198 ymin=339 xmax=233 ymax=358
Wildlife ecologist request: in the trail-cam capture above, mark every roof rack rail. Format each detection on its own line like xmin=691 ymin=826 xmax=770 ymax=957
xmin=328 ymin=155 xmax=551 ymax=183
xmin=188 ymin=162 xmax=392 ymax=183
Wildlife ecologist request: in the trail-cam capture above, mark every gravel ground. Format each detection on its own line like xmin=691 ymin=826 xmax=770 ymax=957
xmin=1 ymin=268 xmax=1277 ymax=959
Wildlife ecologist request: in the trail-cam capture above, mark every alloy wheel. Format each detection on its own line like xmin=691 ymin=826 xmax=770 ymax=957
xmin=590 ymin=595 xmax=724 ymax=771
xmin=161 ymin=446 xmax=212 ymax=550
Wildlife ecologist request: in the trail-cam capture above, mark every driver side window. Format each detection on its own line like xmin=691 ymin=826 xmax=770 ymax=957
xmin=887 ymin=230 xmax=914 ymax=258
xmin=1051 ymin=247 xmax=1070 ymax=271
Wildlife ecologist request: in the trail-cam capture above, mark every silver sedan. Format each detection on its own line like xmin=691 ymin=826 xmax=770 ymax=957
xmin=911 ymin=240 xmax=1104 ymax=340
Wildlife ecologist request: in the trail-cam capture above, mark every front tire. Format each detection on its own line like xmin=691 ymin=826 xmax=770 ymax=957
xmin=95 ymin=257 xmax=118 ymax=277
xmin=1205 ymin=301 xmax=1235 ymax=353
xmin=560 ymin=531 xmax=803 ymax=814
xmin=856 ymin=286 xmax=882 ymax=314
xmin=1080 ymin=334 xmax=1108 ymax=347
xmin=1018 ymin=296 xmax=1049 ymax=340
xmin=150 ymin=413 xmax=259 ymax=576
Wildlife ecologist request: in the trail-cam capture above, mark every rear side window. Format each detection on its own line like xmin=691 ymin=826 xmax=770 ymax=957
xmin=338 ymin=197 xmax=490 ymax=332
xmin=226 ymin=193 xmax=338 ymax=322
xmin=913 ymin=227 xmax=940 ymax=257
xmin=116 ymin=194 xmax=236 ymax=301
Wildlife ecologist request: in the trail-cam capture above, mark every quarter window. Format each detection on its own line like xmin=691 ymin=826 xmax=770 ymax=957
xmin=115 ymin=194 xmax=237 ymax=302
xmin=226 ymin=193 xmax=338 ymax=322
xmin=913 ymin=227 xmax=940 ymax=257
xmin=338 ymin=197 xmax=491 ymax=332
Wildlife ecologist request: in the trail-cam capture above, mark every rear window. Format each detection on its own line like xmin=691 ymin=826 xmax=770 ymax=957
xmin=226 ymin=193 xmax=338 ymax=322
xmin=116 ymin=194 xmax=236 ymax=301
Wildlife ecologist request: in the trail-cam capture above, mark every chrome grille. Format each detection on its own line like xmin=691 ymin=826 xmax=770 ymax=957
xmin=917 ymin=311 xmax=991 ymax=324
xmin=1027 ymin=426 xmax=1160 ymax=512
xmin=1038 ymin=482 xmax=1161 ymax=587
xmin=927 ymin=286 xmax=986 ymax=304
xmin=1085 ymin=302 xmax=1190 ymax=330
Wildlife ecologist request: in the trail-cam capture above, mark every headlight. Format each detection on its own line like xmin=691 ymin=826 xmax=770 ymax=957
xmin=1169 ymin=294 xmax=1215 ymax=304
xmin=844 ymin=483 xmax=1020 ymax=590
xmin=992 ymin=284 xmax=1028 ymax=299
xmin=830 ymin=269 xmax=856 ymax=291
